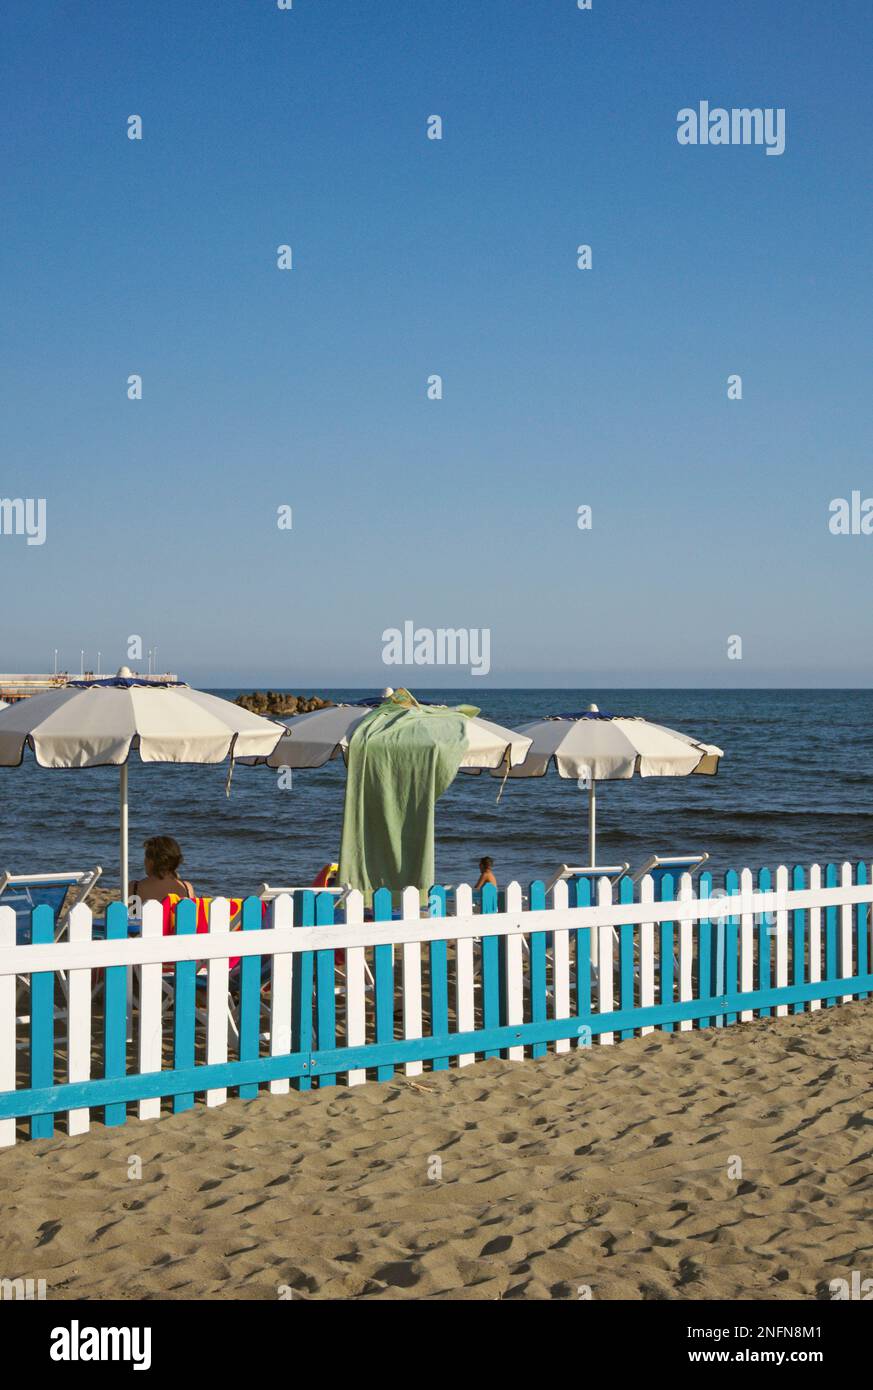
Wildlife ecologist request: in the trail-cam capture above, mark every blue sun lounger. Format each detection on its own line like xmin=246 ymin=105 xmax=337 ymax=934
xmin=0 ymin=867 xmax=103 ymax=945
xmin=1 ymin=867 xmax=102 ymax=1038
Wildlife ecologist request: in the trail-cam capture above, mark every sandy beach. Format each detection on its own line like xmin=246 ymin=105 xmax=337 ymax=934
xmin=1 ymin=1003 xmax=870 ymax=1301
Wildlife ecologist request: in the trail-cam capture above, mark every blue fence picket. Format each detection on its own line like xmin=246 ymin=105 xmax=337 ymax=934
xmin=713 ymin=872 xmax=727 ymax=1028
xmin=480 ymin=882 xmax=500 ymax=1059
xmin=619 ymin=877 xmax=635 ymax=1040
xmin=237 ymin=896 xmax=263 ymax=1100
xmin=724 ymin=870 xmax=740 ymax=1025
xmin=373 ymin=888 xmax=395 ymax=1081
xmin=528 ymin=880 xmax=548 ymax=1058
xmin=697 ymin=871 xmax=713 ymax=1029
xmin=172 ymin=899 xmax=197 ymax=1114
xmin=856 ymin=862 xmax=869 ymax=1002
xmin=291 ymin=890 xmax=315 ymax=1091
xmin=791 ymin=865 xmax=805 ymax=1015
xmin=315 ymin=891 xmax=337 ymax=1087
xmin=571 ymin=876 xmax=592 ymax=1031
xmin=428 ymin=886 xmax=450 ymax=1071
xmin=496 ymin=886 xmax=509 ymax=1054
xmin=658 ymin=875 xmax=675 ymax=1033
xmin=29 ymin=905 xmax=55 ymax=1140
xmin=757 ymin=866 xmax=772 ymax=1019
xmin=824 ymin=863 xmax=838 ymax=1007
xmin=103 ymin=900 xmax=129 ymax=1128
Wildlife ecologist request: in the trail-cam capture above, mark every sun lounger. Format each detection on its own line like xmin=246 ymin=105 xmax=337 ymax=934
xmin=258 ymin=882 xmax=351 ymax=909
xmin=0 ymin=867 xmax=102 ymax=1037
xmin=544 ymin=863 xmax=630 ymax=898
xmin=259 ymin=883 xmax=373 ymax=993
xmin=534 ymin=865 xmax=631 ymax=977
xmin=154 ymin=895 xmax=247 ymax=1038
xmin=628 ymin=855 xmax=710 ymax=977
xmin=0 ymin=866 xmax=102 ymax=944
xmin=631 ymin=853 xmax=709 ymax=891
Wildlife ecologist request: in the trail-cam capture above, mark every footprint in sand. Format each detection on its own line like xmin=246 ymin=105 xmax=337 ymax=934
xmin=480 ymin=1234 xmax=513 ymax=1257
xmin=373 ymin=1260 xmax=421 ymax=1288
xmin=279 ymin=1268 xmax=319 ymax=1295
xmin=36 ymin=1220 xmax=62 ymax=1247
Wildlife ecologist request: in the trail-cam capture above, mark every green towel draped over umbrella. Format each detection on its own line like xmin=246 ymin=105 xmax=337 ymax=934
xmin=338 ymin=691 xmax=477 ymax=902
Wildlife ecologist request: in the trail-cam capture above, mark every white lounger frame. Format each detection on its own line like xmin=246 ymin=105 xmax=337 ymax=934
xmin=0 ymin=866 xmax=103 ymax=938
xmin=544 ymin=863 xmax=630 ymax=897
xmin=631 ymin=853 xmax=709 ymax=885
xmin=1 ymin=866 xmax=102 ymax=1039
xmin=259 ymin=882 xmax=351 ymax=909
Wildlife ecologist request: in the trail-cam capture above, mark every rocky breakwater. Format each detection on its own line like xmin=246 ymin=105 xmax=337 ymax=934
xmin=234 ymin=691 xmax=334 ymax=717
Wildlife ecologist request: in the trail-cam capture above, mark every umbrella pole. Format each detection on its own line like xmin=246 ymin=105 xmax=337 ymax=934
xmin=120 ymin=763 xmax=129 ymax=908
xmin=588 ymin=778 xmax=596 ymax=864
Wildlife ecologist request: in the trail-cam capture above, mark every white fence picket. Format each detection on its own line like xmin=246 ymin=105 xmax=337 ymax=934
xmin=66 ymin=904 xmax=93 ymax=1135
xmin=269 ymin=895 xmax=293 ymax=1095
xmin=401 ymin=886 xmax=424 ymax=1077
xmin=454 ymin=884 xmax=475 ymax=1067
xmin=808 ymin=864 xmax=822 ymax=1011
xmin=551 ymin=880 xmax=571 ymax=1053
xmin=344 ymin=890 xmax=367 ymax=1086
xmin=679 ymin=874 xmax=695 ymax=1030
xmin=204 ymin=896 xmax=231 ymax=1109
xmin=0 ymin=907 xmax=15 ymax=1147
xmin=739 ymin=868 xmax=755 ymax=1022
xmin=639 ymin=874 xmax=656 ymax=1036
xmin=840 ymin=862 xmax=854 ymax=1003
xmin=504 ymin=882 xmax=524 ymax=1061
xmin=597 ymin=877 xmax=614 ymax=1046
xmin=775 ymin=865 xmax=789 ymax=1017
xmin=137 ymin=900 xmax=164 ymax=1121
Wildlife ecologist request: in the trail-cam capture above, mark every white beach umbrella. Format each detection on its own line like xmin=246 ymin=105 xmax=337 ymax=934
xmin=252 ymin=700 xmax=532 ymax=771
xmin=499 ymin=704 xmax=723 ymax=861
xmin=0 ymin=668 xmax=285 ymax=904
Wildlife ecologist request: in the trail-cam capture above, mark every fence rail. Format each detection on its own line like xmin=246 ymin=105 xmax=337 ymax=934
xmin=1 ymin=862 xmax=871 ymax=1147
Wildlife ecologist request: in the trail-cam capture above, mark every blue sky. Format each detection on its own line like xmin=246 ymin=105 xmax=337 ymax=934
xmin=1 ymin=0 xmax=871 ymax=687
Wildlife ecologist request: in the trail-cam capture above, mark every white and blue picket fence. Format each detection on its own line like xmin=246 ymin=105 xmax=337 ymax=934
xmin=1 ymin=863 xmax=871 ymax=1147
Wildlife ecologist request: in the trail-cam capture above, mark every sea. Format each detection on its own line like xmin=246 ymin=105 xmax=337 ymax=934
xmin=2 ymin=689 xmax=872 ymax=897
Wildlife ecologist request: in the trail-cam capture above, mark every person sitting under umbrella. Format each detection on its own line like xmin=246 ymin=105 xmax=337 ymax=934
xmin=130 ymin=836 xmax=195 ymax=912
xmin=474 ymin=856 xmax=497 ymax=891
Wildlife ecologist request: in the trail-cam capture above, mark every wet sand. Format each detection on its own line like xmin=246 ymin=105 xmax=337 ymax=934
xmin=1 ymin=1003 xmax=871 ymax=1300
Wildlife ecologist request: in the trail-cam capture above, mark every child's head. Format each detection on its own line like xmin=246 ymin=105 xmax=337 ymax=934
xmin=479 ymin=856 xmax=493 ymax=872
xmin=144 ymin=835 xmax=183 ymax=878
